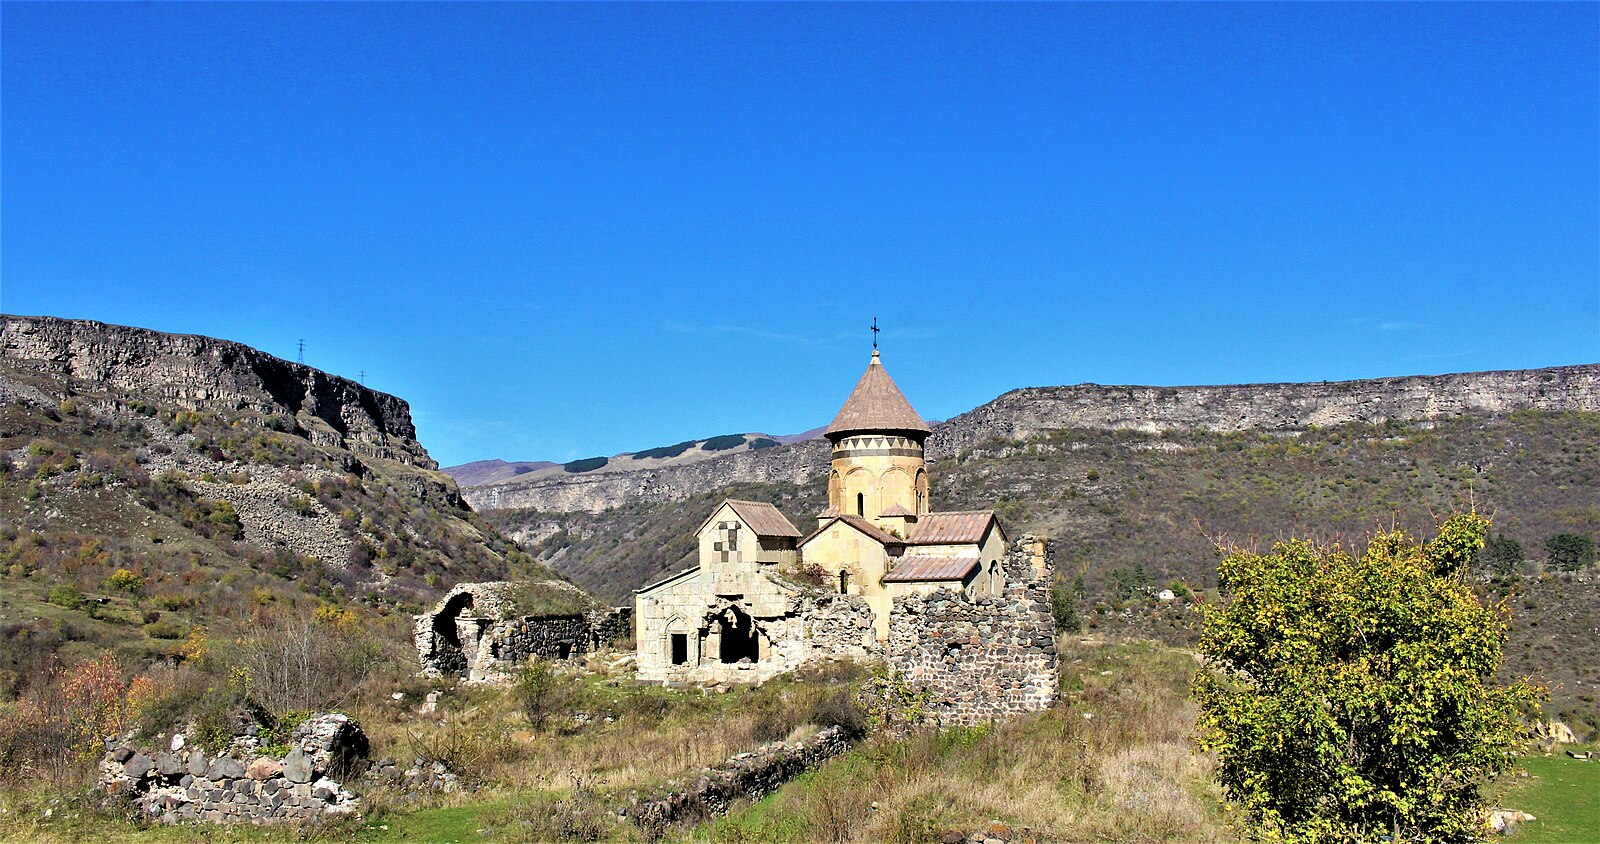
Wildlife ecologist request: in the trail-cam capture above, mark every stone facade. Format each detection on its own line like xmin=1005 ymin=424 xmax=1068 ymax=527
xmin=888 ymin=538 xmax=1059 ymax=726
xmin=99 ymin=713 xmax=367 ymax=824
xmin=634 ymin=563 xmax=880 ymax=685
xmin=636 ymin=352 xmax=1028 ymax=689
xmin=414 ymin=581 xmax=631 ymax=681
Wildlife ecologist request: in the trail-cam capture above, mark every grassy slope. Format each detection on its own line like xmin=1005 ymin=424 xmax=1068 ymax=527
xmin=0 ymin=368 xmax=573 ymax=692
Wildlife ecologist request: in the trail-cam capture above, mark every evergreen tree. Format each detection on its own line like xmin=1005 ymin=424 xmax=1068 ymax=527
xmin=1545 ymin=533 xmax=1597 ymax=571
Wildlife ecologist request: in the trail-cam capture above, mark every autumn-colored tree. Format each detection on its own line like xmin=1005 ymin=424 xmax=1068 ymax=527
xmin=0 ymin=651 xmax=131 ymax=790
xmin=1193 ymin=514 xmax=1541 ymax=843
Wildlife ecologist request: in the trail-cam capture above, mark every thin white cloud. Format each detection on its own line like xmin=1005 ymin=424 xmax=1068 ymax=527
xmin=1378 ymin=321 xmax=1427 ymax=332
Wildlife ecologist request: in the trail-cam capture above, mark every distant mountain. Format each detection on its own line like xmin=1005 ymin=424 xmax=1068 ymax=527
xmin=771 ymin=426 xmax=827 ymax=445
xmin=443 ymin=459 xmax=558 ymax=487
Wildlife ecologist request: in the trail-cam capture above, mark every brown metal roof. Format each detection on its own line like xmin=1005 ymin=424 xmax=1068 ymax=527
xmin=908 ymin=511 xmax=999 ymax=545
xmin=698 ymin=499 xmax=801 ymax=538
xmin=798 ymin=514 xmax=907 ymax=548
xmin=883 ymin=553 xmax=981 ymax=583
xmin=825 ymin=350 xmax=932 ymax=437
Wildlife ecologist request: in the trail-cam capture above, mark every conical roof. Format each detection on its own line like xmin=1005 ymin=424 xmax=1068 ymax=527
xmin=825 ymin=350 xmax=932 ymax=437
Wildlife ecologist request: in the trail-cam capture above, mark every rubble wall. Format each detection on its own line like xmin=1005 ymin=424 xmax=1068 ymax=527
xmin=888 ymin=538 xmax=1058 ymax=726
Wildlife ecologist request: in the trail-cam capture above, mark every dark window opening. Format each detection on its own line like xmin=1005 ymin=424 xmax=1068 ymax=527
xmin=856 ymin=493 xmax=865 ymax=516
xmin=839 ymin=570 xmax=850 ymax=594
xmin=718 ymin=608 xmax=761 ymax=664
xmin=670 ymin=633 xmax=688 ymax=665
xmin=557 ymin=642 xmax=573 ymax=660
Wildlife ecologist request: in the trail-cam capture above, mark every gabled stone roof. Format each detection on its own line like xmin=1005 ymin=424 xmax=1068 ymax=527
xmin=825 ymin=350 xmax=932 ymax=438
xmin=882 ymin=553 xmax=981 ymax=583
xmin=698 ymin=499 xmax=802 ymax=539
xmin=798 ymin=514 xmax=907 ymax=548
xmin=907 ymin=511 xmax=1001 ymax=545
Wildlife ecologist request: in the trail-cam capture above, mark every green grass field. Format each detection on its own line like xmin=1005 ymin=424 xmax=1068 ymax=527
xmin=1501 ymin=754 xmax=1600 ymax=843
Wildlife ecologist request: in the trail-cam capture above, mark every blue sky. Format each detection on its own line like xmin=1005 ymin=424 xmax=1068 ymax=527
xmin=4 ymin=2 xmax=1596 ymax=467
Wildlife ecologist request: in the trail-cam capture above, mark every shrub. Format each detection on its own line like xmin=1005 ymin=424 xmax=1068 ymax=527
xmin=700 ymin=434 xmax=747 ymax=452
xmin=513 ymin=657 xmax=574 ymax=731
xmin=749 ymin=437 xmax=780 ymax=450
xmin=1194 ymin=514 xmax=1542 ymax=841
xmin=1051 ymin=574 xmax=1083 ymax=632
xmin=46 ymin=585 xmax=85 ymax=610
xmin=144 ymin=620 xmax=188 ymax=640
xmin=106 ymin=567 xmax=145 ymax=595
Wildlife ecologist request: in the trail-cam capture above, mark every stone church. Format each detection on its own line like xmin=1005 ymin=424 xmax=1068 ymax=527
xmin=634 ymin=349 xmax=1019 ymax=685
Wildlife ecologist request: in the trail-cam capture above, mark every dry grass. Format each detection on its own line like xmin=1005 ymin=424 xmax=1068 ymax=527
xmin=698 ymin=637 xmax=1225 ymax=843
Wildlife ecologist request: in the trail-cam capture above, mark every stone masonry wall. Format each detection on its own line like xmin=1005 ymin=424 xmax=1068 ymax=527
xmin=414 ymin=581 xmax=631 ymax=680
xmin=888 ymin=538 xmax=1059 ymax=726
xmin=100 ymin=714 xmax=366 ymax=824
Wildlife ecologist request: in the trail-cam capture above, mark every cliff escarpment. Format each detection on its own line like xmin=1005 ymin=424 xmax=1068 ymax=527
xmin=1 ymin=314 xmax=433 ymax=468
xmin=466 ymin=363 xmax=1600 ymax=515
xmin=935 ymin=364 xmax=1600 ymax=455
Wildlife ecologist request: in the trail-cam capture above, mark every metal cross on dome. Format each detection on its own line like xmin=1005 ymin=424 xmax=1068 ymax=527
xmin=870 ymin=317 xmax=879 ymax=350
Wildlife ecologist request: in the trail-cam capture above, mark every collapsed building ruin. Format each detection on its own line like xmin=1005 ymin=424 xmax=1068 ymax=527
xmin=413 ymin=580 xmax=631 ymax=681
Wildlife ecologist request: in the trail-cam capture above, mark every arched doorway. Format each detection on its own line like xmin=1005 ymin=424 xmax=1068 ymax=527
xmin=716 ymin=606 xmax=762 ymax=664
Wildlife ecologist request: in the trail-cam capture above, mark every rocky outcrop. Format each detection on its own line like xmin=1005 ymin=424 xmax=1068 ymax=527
xmin=463 ymin=364 xmax=1599 ymax=515
xmin=1 ymin=314 xmax=433 ymax=468
xmin=100 ymin=713 xmax=368 ymax=824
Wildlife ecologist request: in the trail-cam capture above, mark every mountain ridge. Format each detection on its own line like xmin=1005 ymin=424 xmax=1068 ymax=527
xmin=463 ymin=363 xmax=1600 ymax=515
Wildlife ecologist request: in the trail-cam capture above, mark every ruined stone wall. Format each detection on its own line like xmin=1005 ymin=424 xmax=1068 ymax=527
xmin=624 ymin=725 xmax=850 ymax=829
xmin=100 ymin=714 xmax=366 ymax=824
xmin=413 ymin=581 xmax=629 ymax=680
xmin=888 ymin=538 xmax=1058 ymax=726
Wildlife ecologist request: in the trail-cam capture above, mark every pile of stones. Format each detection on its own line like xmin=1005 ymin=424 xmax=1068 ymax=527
xmin=98 ymin=713 xmax=368 ymax=824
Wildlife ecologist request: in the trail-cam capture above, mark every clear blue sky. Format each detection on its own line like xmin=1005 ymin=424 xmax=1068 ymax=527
xmin=4 ymin=2 xmax=1596 ymax=467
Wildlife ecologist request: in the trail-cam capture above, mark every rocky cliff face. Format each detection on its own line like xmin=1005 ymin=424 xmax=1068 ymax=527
xmin=464 ymin=363 xmax=1600 ymax=514
xmin=1 ymin=315 xmax=433 ymax=468
xmin=934 ymin=364 xmax=1600 ymax=455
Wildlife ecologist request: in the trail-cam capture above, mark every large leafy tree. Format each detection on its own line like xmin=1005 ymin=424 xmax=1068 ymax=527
xmin=1193 ymin=514 xmax=1541 ymax=843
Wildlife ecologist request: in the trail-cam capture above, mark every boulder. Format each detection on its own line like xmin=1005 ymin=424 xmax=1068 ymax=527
xmin=207 ymin=756 xmax=245 ymax=780
xmin=154 ymin=752 xmax=185 ymax=777
xmin=247 ymin=757 xmax=283 ymax=780
xmin=283 ymin=748 xmax=313 ymax=784
xmin=186 ymin=749 xmax=208 ymax=776
xmin=123 ymin=753 xmax=154 ymax=780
